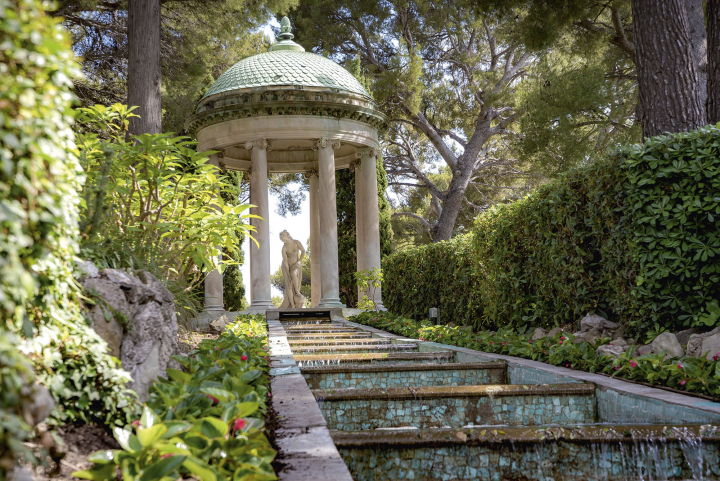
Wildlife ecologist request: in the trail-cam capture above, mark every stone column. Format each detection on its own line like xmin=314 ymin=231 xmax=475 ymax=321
xmin=356 ymin=147 xmax=384 ymax=309
xmin=246 ymin=139 xmax=273 ymax=312
xmin=307 ymin=170 xmax=322 ymax=307
xmin=204 ymin=153 xmax=224 ymax=312
xmin=353 ymin=159 xmax=365 ymax=301
xmin=314 ymin=138 xmax=343 ymax=308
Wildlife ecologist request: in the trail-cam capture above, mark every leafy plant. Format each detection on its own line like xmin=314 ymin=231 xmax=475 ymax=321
xmin=76 ymin=104 xmax=257 ymax=310
xmin=75 ymin=315 xmax=276 ymax=481
xmin=355 ymin=268 xmax=383 ymax=311
xmin=350 ymin=311 xmax=720 ymax=400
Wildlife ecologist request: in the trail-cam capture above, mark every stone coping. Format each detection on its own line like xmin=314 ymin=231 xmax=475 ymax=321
xmin=341 ymin=319 xmax=720 ymax=421
xmin=267 ymin=320 xmax=353 ymax=481
xmin=312 ymin=383 xmax=595 ymax=401
xmin=283 ymin=325 xmax=356 ymax=331
xmin=299 ymin=361 xmax=507 ymax=374
xmin=292 ymin=343 xmax=418 ymax=353
xmin=288 ymin=338 xmax=392 ymax=346
xmin=267 ymin=307 xmax=344 ymax=321
xmin=293 ymin=352 xmax=454 ymax=363
xmin=330 ymin=424 xmax=720 ymax=447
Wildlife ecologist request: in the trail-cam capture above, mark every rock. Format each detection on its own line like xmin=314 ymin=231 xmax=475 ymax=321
xmin=675 ymin=328 xmax=700 ymax=346
xmin=627 ymin=338 xmax=636 ymax=345
xmin=579 ymin=313 xmax=618 ymax=333
xmin=572 ymin=328 xmax=603 ymax=344
xmin=210 ymin=315 xmax=229 ymax=332
xmin=597 ymin=344 xmax=627 ymax=358
xmin=648 ymin=332 xmax=684 ymax=359
xmin=76 ymin=260 xmax=99 ymax=278
xmin=7 ymin=466 xmax=33 ymax=481
xmin=700 ymin=333 xmax=720 ymax=361
xmin=80 ymin=277 xmax=132 ymax=357
xmin=20 ymin=383 xmax=55 ymax=427
xmin=612 ymin=338 xmax=628 ymax=348
xmin=547 ymin=327 xmax=563 ymax=337
xmin=686 ymin=327 xmax=720 ymax=357
xmin=635 ymin=345 xmax=651 ymax=356
xmin=531 ymin=328 xmax=547 ymax=341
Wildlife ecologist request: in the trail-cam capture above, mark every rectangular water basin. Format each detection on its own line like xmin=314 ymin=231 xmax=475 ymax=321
xmin=286 ymin=332 xmax=372 ymax=340
xmin=302 ymin=362 xmax=507 ymax=390
xmin=294 ymin=352 xmax=454 ymax=367
xmin=332 ymin=424 xmax=720 ymax=480
xmin=288 ymin=338 xmax=391 ymax=347
xmin=291 ymin=343 xmax=419 ymax=355
xmin=315 ymin=384 xmax=596 ymax=430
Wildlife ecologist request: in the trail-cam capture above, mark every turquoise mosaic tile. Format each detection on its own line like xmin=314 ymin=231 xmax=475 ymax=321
xmin=339 ymin=441 xmax=720 ymax=480
xmin=303 ymin=367 xmax=504 ymax=390
xmin=319 ymin=394 xmax=596 ymax=431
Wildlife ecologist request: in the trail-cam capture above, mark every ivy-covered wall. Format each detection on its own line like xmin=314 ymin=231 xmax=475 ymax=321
xmin=337 ymin=158 xmax=393 ymax=307
xmin=384 ymin=126 xmax=720 ymax=335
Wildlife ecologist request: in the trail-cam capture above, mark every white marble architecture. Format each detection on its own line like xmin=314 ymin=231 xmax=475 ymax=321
xmin=186 ymin=17 xmax=387 ymax=315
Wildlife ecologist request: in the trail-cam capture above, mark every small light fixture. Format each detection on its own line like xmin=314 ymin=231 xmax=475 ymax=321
xmin=429 ymin=307 xmax=439 ymax=324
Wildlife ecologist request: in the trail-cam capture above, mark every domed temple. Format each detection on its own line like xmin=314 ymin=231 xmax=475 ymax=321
xmin=186 ymin=17 xmax=387 ymax=312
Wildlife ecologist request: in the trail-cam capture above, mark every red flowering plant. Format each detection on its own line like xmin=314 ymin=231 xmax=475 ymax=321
xmin=75 ymin=315 xmax=276 ymax=481
xmin=350 ymin=311 xmax=720 ymax=400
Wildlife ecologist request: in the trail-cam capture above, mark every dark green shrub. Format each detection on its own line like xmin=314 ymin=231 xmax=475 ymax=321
xmin=383 ymin=235 xmax=482 ymax=324
xmin=384 ymin=126 xmax=720 ymax=335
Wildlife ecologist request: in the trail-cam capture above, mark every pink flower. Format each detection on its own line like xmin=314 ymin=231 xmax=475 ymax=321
xmin=439 ymin=335 xmax=443 ymax=337
xmin=560 ymin=336 xmax=565 ymax=340
xmin=233 ymin=418 xmax=247 ymax=432
xmin=207 ymin=395 xmax=219 ymax=403
xmin=629 ymin=360 xmax=637 ymax=368
xmin=268 ymin=393 xmax=272 ymax=397
xmin=610 ymin=343 xmax=613 ymax=346
xmin=501 ymin=342 xmax=506 ymax=346
xmin=559 ymin=341 xmax=563 ymax=345
xmin=162 ymin=453 xmax=174 ymax=459
xmin=677 ymin=363 xmax=684 ymax=369
xmin=215 ymin=347 xmax=219 ymax=350
xmin=566 ymin=364 xmax=570 ymax=368
xmin=490 ymin=342 xmax=494 ymax=345
xmin=528 ymin=340 xmax=532 ymax=344
xmin=132 ymin=420 xmax=140 ymax=427
xmin=241 ymin=355 xmax=248 ymax=361
xmin=614 ymin=366 xmax=620 ymax=371
xmin=714 ymin=353 xmax=720 ymax=361
xmin=680 ymin=380 xmax=687 ymax=386
xmin=418 ymin=329 xmax=422 ymax=333
xmin=543 ymin=350 xmax=547 ymax=354
xmin=419 ymin=337 xmax=424 ymax=341
xmin=643 ymin=351 xmax=648 ymax=354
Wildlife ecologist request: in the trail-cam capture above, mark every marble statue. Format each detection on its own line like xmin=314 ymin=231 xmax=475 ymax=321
xmin=280 ymin=230 xmax=306 ymax=308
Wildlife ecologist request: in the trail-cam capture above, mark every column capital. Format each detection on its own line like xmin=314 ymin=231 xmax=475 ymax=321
xmin=244 ymin=138 xmax=269 ymax=150
xmin=303 ymin=169 xmax=319 ymax=178
xmin=349 ymin=160 xmax=360 ymax=172
xmin=313 ymin=137 xmax=341 ymax=150
xmin=355 ymin=147 xmax=379 ymax=159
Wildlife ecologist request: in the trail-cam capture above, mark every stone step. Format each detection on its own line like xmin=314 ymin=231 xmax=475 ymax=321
xmin=284 ymin=325 xmax=358 ymax=333
xmin=288 ymin=338 xmax=390 ymax=346
xmin=294 ymin=351 xmax=454 ymax=366
xmin=280 ymin=318 xmax=332 ymax=325
xmin=286 ymin=332 xmax=373 ymax=340
xmin=313 ymin=383 xmax=596 ymax=431
xmin=301 ymin=362 xmax=507 ymax=390
xmin=331 ymin=424 xmax=720 ymax=480
xmin=291 ymin=343 xmax=419 ymax=355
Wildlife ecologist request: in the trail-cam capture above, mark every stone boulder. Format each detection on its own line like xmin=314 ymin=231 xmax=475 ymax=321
xmin=700 ymin=333 xmax=720 ymax=361
xmin=79 ymin=264 xmax=178 ymax=402
xmin=596 ymin=344 xmax=627 ymax=358
xmin=531 ymin=328 xmax=548 ymax=341
xmin=572 ymin=313 xmax=619 ymax=343
xmin=675 ymin=328 xmax=700 ymax=346
xmin=547 ymin=327 xmax=564 ymax=338
xmin=686 ymin=327 xmax=720 ymax=358
xmin=647 ymin=332 xmax=684 ymax=359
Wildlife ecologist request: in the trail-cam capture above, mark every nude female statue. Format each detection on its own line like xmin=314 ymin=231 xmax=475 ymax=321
xmin=280 ymin=230 xmax=306 ymax=308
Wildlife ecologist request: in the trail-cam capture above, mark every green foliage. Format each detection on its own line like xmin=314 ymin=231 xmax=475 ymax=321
xmin=621 ymin=127 xmax=720 ymax=331
xmin=351 ymin=311 xmax=720 ymax=400
xmin=384 ymin=126 xmax=720 ymax=335
xmin=354 ymin=268 xmax=383 ymax=311
xmin=76 ymin=104 xmax=256 ymax=313
xmin=383 ymin=235 xmax=482 ymax=324
xmin=75 ymin=315 xmax=276 ymax=481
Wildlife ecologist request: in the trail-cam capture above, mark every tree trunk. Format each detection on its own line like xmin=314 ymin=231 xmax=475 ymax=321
xmin=686 ymin=0 xmax=708 ymax=108
xmin=431 ymin=170 xmax=471 ymax=242
xmin=709 ymin=0 xmax=720 ymax=123
xmin=632 ymin=0 xmax=706 ymax=137
xmin=127 ymin=0 xmax=162 ymax=136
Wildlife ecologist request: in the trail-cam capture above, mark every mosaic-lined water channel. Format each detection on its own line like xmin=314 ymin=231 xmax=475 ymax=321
xmin=280 ymin=315 xmax=720 ymax=480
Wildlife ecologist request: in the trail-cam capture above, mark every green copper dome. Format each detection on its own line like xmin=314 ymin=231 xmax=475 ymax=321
xmin=201 ymin=17 xmax=370 ymax=100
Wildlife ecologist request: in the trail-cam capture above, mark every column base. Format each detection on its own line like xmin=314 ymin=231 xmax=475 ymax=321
xmin=319 ymin=297 xmax=345 ymax=308
xmin=246 ymin=301 xmax=274 ymax=314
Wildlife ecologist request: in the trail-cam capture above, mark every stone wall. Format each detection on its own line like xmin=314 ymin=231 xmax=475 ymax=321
xmin=78 ymin=262 xmax=178 ymax=401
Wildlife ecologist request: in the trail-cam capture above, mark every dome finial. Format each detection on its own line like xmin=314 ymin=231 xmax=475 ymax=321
xmin=269 ymin=16 xmax=305 ymax=52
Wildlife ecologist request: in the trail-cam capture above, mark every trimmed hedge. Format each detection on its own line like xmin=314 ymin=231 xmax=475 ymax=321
xmin=384 ymin=126 xmax=720 ymax=334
